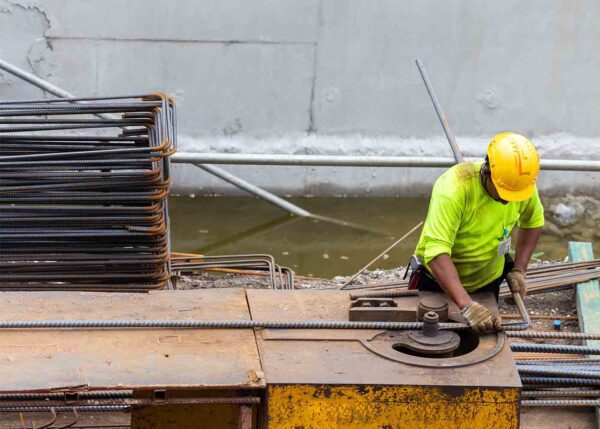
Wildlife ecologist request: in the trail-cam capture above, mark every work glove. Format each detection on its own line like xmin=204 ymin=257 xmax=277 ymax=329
xmin=506 ymin=267 xmax=527 ymax=300
xmin=461 ymin=301 xmax=503 ymax=334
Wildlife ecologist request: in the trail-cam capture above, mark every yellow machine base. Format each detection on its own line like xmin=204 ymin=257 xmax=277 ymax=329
xmin=267 ymin=384 xmax=520 ymax=429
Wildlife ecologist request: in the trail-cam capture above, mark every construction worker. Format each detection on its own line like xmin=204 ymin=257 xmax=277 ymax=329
xmin=410 ymin=132 xmax=544 ymax=333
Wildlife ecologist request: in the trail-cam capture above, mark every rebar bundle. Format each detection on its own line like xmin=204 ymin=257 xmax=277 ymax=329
xmin=344 ymin=259 xmax=600 ymax=294
xmin=171 ymin=254 xmax=295 ymax=289
xmin=0 ymin=94 xmax=175 ymax=291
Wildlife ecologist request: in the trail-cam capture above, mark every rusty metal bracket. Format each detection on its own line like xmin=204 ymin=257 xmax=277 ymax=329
xmin=349 ymin=298 xmax=416 ymax=322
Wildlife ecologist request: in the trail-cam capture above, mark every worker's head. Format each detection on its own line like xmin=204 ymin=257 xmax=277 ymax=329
xmin=483 ymin=132 xmax=540 ymax=203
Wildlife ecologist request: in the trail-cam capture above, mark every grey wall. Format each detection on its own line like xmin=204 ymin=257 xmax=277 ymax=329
xmin=1 ymin=0 xmax=599 ymax=196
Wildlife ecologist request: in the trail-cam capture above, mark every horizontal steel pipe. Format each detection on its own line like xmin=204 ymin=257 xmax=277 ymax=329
xmin=173 ymin=152 xmax=600 ymax=172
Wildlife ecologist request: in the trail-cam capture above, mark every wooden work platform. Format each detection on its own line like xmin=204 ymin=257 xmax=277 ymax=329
xmin=0 ymin=289 xmax=264 ymax=392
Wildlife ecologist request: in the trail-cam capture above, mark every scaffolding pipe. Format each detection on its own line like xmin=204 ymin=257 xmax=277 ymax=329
xmin=415 ymin=58 xmax=464 ymax=163
xmin=172 ymin=153 xmax=600 ymax=172
xmin=194 ymin=164 xmax=310 ymax=217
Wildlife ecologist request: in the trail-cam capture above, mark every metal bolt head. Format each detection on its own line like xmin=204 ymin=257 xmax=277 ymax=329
xmin=423 ymin=311 xmax=439 ymax=323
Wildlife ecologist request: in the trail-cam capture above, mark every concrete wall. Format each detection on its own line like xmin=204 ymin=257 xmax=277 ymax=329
xmin=1 ymin=0 xmax=599 ymax=196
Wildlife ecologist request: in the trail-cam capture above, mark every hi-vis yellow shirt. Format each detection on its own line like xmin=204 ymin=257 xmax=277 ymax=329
xmin=415 ymin=162 xmax=544 ymax=292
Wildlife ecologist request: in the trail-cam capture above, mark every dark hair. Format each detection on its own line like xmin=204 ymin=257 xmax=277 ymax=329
xmin=482 ymin=155 xmax=490 ymax=173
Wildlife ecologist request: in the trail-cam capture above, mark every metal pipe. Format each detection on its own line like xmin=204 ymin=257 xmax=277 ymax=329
xmin=194 ymin=163 xmax=311 ymax=217
xmin=172 ymin=153 xmax=600 ymax=172
xmin=0 ymin=59 xmax=74 ymax=99
xmin=415 ymin=58 xmax=464 ymax=163
xmin=174 ymin=152 xmax=458 ymax=167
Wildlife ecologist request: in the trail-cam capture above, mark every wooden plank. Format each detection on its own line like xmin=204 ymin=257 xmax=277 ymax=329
xmin=568 ymin=242 xmax=600 ymax=348
xmin=568 ymin=242 xmax=600 ymax=428
xmin=0 ymin=289 xmax=264 ymax=391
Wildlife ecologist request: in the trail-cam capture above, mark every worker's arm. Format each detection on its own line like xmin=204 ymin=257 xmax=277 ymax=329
xmin=513 ymin=227 xmax=542 ymax=271
xmin=428 ymin=254 xmax=471 ymax=309
xmin=506 ymin=226 xmax=542 ymax=299
xmin=429 ymin=253 xmax=502 ymax=333
xmin=507 ymin=189 xmax=545 ymax=299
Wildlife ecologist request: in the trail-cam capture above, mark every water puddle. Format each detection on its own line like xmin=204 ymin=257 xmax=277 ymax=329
xmin=170 ymin=196 xmax=572 ymax=278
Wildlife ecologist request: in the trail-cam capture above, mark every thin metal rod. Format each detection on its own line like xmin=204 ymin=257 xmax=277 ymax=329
xmin=511 ymin=343 xmax=600 ymax=355
xmin=508 ymin=331 xmax=600 ymax=340
xmin=340 ymin=221 xmax=424 ymax=289
xmin=0 ymin=319 xmax=469 ymax=330
xmin=172 ymin=153 xmax=600 ymax=172
xmin=415 ymin=58 xmax=464 ymax=163
xmin=0 ymin=58 xmax=115 ymax=121
xmin=523 ymin=390 xmax=600 ymax=398
xmin=522 ymin=399 xmax=600 ymax=408
xmin=0 ymin=59 xmax=74 ymax=99
xmin=194 ymin=163 xmax=311 ymax=217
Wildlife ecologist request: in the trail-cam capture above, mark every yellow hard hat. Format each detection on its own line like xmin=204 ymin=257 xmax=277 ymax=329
xmin=487 ymin=132 xmax=540 ymax=202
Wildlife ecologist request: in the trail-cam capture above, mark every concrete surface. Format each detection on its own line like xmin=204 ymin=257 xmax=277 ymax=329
xmin=1 ymin=0 xmax=600 ymax=195
xmin=521 ymin=407 xmax=596 ymax=429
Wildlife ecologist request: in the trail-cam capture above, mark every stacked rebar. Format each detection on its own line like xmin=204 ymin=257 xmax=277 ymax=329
xmin=517 ymin=358 xmax=600 ymax=407
xmin=342 ymin=259 xmax=600 ymax=295
xmin=0 ymin=94 xmax=175 ymax=291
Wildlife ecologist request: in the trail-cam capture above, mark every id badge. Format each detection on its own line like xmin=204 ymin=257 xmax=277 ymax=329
xmin=498 ymin=236 xmax=511 ymax=256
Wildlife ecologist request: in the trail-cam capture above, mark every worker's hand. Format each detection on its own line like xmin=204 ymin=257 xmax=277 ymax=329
xmin=506 ymin=267 xmax=527 ymax=300
xmin=461 ymin=301 xmax=503 ymax=334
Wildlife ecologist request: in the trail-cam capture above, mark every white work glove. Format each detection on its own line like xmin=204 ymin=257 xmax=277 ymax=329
xmin=506 ymin=267 xmax=527 ymax=300
xmin=461 ymin=301 xmax=503 ymax=334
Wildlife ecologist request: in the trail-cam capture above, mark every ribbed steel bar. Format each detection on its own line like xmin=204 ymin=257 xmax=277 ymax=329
xmin=522 ymin=399 xmax=600 ymax=407
xmin=511 ymin=343 xmax=600 ymax=355
xmin=348 ymin=289 xmax=420 ymax=299
xmin=0 ymin=392 xmax=132 ymax=401
xmin=0 ymin=319 xmax=469 ymax=330
xmin=0 ymin=405 xmax=128 ymax=413
xmin=508 ymin=331 xmax=600 ymax=340
xmin=517 ymin=359 xmax=600 ymax=365
xmin=522 ymin=390 xmax=600 ymax=398
xmin=518 ymin=365 xmax=600 ymax=379
xmin=521 ymin=377 xmax=600 ymax=387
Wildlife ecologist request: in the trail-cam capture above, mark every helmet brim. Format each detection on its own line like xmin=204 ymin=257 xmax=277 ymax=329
xmin=492 ymin=177 xmax=536 ymax=202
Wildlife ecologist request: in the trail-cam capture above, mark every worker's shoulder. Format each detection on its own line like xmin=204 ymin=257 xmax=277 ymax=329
xmin=433 ymin=162 xmax=481 ymax=195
